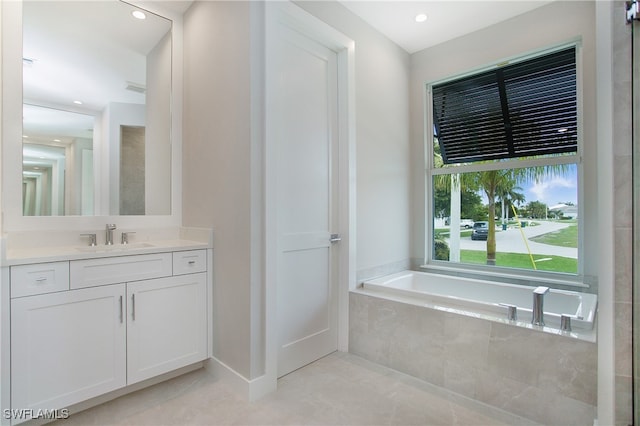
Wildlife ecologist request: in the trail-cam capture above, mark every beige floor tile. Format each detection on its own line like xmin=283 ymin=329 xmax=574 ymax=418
xmin=54 ymin=352 xmax=539 ymax=426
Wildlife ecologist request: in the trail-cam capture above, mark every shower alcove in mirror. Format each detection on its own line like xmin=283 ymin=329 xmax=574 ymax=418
xmin=22 ymin=0 xmax=172 ymax=216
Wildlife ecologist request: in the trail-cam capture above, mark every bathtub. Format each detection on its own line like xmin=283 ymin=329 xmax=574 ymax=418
xmin=361 ymin=270 xmax=597 ymax=331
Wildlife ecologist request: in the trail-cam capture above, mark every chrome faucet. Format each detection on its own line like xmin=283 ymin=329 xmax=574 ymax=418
xmin=532 ymin=286 xmax=550 ymax=326
xmin=105 ymin=224 xmax=117 ymax=245
xmin=80 ymin=233 xmax=97 ymax=247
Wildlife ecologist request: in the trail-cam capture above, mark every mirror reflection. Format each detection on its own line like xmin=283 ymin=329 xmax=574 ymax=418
xmin=22 ymin=105 xmax=95 ymax=216
xmin=22 ymin=0 xmax=172 ymax=216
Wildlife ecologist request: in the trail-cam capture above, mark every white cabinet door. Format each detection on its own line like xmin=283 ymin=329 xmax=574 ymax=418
xmin=127 ymin=273 xmax=207 ymax=384
xmin=11 ymin=284 xmax=126 ymax=414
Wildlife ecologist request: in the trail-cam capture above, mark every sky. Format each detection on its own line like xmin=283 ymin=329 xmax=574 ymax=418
xmin=523 ymin=164 xmax=578 ymax=206
xmin=472 ymin=164 xmax=579 ymax=208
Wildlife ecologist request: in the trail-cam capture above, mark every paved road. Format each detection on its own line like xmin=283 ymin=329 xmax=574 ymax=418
xmin=447 ymin=221 xmax=577 ymax=259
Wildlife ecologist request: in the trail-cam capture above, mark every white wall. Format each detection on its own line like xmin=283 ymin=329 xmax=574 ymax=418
xmin=409 ymin=1 xmax=597 ymax=284
xmin=295 ymin=1 xmax=412 ymax=278
xmin=146 ymin=32 xmax=172 ymax=216
xmin=66 ymin=137 xmax=92 ymax=215
xmin=0 ymin=0 xmax=3 ymax=236
xmin=182 ymin=0 xmax=257 ymax=379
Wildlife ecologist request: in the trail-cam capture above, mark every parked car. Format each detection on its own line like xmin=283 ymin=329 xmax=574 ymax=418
xmin=444 ymin=218 xmax=474 ymax=228
xmin=471 ymin=221 xmax=489 ymax=240
xmin=460 ymin=219 xmax=474 ymax=229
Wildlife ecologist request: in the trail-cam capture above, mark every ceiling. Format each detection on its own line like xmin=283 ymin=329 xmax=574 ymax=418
xmin=21 ymin=0 xmax=553 ymax=148
xmin=337 ymin=1 xmax=553 ymax=54
xmin=131 ymin=1 xmax=554 ymax=55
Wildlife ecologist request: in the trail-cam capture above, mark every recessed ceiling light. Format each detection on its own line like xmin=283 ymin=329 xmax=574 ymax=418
xmin=73 ymin=100 xmax=83 ymax=105
xmin=415 ymin=13 xmax=428 ymax=23
xmin=22 ymin=135 xmax=28 ymax=138
xmin=132 ymin=10 xmax=146 ymax=20
xmin=53 ymin=139 xmax=61 ymax=142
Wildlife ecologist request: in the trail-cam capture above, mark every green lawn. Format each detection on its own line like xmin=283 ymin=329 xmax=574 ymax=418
xmin=460 ymin=250 xmax=577 ymax=274
xmin=435 ymin=228 xmax=472 ymax=239
xmin=529 ymin=224 xmax=578 ymax=248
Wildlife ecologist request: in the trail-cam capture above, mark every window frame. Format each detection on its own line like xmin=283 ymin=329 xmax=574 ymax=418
xmin=423 ymin=42 xmax=585 ymax=287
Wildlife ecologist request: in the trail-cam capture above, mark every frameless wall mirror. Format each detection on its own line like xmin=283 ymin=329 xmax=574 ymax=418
xmin=22 ymin=0 xmax=172 ymax=216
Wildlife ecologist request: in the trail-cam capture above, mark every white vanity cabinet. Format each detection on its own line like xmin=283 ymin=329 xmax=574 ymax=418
xmin=11 ymin=284 xmax=127 ymax=413
xmin=127 ymin=273 xmax=207 ymax=384
xmin=8 ymin=249 xmax=209 ymax=420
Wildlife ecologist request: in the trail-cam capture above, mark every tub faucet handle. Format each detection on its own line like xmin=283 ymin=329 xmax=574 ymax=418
xmin=499 ymin=303 xmax=518 ymax=321
xmin=534 ymin=286 xmax=550 ymax=295
xmin=560 ymin=314 xmax=572 ymax=332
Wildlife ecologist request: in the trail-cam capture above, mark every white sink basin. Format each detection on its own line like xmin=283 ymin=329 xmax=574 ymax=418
xmin=76 ymin=242 xmax=156 ymax=252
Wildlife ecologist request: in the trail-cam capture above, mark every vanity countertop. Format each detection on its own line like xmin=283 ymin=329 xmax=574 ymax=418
xmin=1 ymin=228 xmax=213 ymax=266
xmin=3 ymin=240 xmax=209 ymax=266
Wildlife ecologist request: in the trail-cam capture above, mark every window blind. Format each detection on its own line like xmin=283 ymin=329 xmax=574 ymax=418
xmin=432 ymin=47 xmax=577 ymax=165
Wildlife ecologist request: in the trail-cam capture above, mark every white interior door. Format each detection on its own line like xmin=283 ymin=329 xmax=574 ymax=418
xmin=275 ymin=23 xmax=340 ymax=378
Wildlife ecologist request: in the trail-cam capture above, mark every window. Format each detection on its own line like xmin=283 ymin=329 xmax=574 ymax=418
xmin=427 ymin=46 xmax=580 ymax=276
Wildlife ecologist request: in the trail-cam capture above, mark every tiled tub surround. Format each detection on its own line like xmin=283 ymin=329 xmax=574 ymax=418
xmin=350 ymin=291 xmax=597 ymax=425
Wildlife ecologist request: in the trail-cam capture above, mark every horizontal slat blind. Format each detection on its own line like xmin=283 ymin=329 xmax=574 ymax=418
xmin=433 ymin=47 xmax=577 ymax=165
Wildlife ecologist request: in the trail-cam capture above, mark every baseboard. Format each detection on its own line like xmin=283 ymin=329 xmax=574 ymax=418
xmin=205 ymin=357 xmax=276 ymax=401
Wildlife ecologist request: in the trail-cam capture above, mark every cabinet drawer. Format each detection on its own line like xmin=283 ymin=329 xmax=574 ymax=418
xmin=11 ymin=262 xmax=69 ymax=298
xmin=71 ymin=253 xmax=172 ymax=289
xmin=172 ymin=250 xmax=207 ymax=275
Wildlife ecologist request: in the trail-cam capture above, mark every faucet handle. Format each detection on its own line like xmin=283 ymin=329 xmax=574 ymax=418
xmin=80 ymin=233 xmax=97 ymax=247
xmin=499 ymin=303 xmax=518 ymax=321
xmin=121 ymin=231 xmax=136 ymax=245
xmin=560 ymin=314 xmax=573 ymax=332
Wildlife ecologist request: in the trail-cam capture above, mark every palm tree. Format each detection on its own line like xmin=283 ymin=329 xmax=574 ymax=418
xmin=497 ymin=184 xmax=525 ymax=227
xmin=467 ymin=170 xmax=514 ymax=265
xmin=474 ymin=166 xmax=570 ymax=265
xmin=434 ymin=164 xmax=568 ymax=266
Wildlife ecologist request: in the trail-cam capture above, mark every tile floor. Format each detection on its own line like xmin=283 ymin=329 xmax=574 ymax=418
xmin=56 ymin=352 xmax=540 ymax=425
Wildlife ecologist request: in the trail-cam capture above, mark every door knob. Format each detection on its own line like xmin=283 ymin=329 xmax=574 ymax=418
xmin=330 ymin=234 xmax=342 ymax=243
